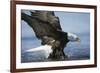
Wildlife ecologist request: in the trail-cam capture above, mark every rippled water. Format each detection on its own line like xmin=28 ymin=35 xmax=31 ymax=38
xmin=21 ymin=33 xmax=90 ymax=63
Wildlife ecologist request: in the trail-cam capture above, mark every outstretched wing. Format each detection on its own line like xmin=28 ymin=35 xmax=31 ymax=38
xmin=30 ymin=11 xmax=62 ymax=30
xmin=21 ymin=11 xmax=63 ymax=40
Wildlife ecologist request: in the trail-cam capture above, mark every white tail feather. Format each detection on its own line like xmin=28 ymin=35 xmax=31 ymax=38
xmin=25 ymin=45 xmax=52 ymax=58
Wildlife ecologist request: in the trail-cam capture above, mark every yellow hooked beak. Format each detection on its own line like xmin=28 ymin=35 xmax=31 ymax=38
xmin=76 ymin=37 xmax=80 ymax=44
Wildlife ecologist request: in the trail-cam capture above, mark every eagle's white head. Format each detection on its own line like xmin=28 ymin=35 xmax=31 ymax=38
xmin=67 ymin=32 xmax=80 ymax=43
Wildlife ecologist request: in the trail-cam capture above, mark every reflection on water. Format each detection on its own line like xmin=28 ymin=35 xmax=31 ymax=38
xmin=21 ymin=33 xmax=90 ymax=63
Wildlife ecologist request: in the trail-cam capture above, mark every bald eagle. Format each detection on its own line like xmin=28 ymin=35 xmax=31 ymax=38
xmin=21 ymin=11 xmax=80 ymax=60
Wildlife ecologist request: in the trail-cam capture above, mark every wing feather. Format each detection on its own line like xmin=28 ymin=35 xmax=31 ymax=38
xmin=21 ymin=11 xmax=63 ymax=39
